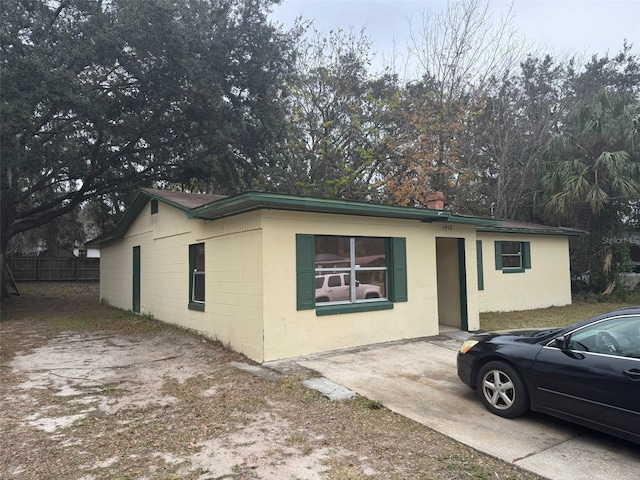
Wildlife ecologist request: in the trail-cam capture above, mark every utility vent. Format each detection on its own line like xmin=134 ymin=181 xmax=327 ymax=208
xmin=150 ymin=199 xmax=158 ymax=215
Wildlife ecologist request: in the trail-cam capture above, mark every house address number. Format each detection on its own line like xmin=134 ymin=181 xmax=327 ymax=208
xmin=441 ymin=223 xmax=453 ymax=230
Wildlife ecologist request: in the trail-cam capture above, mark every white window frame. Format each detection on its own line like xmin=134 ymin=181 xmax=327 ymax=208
xmin=315 ymin=236 xmax=387 ymax=305
xmin=190 ymin=243 xmax=205 ymax=304
xmin=501 ymin=241 xmax=522 ymax=270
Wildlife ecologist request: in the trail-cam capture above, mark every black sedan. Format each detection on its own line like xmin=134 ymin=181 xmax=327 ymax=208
xmin=457 ymin=308 xmax=640 ymax=444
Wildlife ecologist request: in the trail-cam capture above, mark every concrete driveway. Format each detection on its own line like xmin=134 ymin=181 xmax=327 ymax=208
xmin=288 ymin=335 xmax=640 ymax=480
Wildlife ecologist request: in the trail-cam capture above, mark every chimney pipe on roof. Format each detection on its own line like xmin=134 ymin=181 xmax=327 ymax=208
xmin=425 ymin=191 xmax=445 ymax=210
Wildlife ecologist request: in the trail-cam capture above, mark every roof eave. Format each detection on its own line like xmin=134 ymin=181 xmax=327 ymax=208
xmin=445 ymin=216 xmax=501 ymax=227
xmin=86 ymin=190 xmax=513 ymax=246
xmin=477 ymin=226 xmax=585 ymax=236
xmin=190 ymin=192 xmax=459 ymax=222
xmin=85 ymin=191 xmax=148 ymax=246
xmin=86 ymin=189 xmax=194 ymax=246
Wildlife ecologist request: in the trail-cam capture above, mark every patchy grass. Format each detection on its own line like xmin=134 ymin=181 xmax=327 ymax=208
xmin=358 ymin=397 xmax=384 ymax=410
xmin=1 ymin=282 xmax=544 ymax=480
xmin=480 ymin=292 xmax=640 ymax=332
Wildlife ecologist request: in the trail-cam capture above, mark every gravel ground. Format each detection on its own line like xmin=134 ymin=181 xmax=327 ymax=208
xmin=0 ymin=283 xmax=543 ymax=480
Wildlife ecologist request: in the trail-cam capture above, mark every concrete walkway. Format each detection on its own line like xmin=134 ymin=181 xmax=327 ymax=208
xmin=271 ymin=335 xmax=640 ymax=480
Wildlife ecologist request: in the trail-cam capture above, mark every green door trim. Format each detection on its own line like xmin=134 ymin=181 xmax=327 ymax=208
xmin=133 ymin=246 xmax=141 ymax=313
xmin=457 ymin=238 xmax=468 ymax=331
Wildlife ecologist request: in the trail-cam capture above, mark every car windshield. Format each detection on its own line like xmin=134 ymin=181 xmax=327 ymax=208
xmin=533 ymin=328 xmax=563 ymax=339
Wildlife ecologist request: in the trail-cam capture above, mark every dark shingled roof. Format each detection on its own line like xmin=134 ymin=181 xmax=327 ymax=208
xmin=141 ymin=188 xmax=226 ymax=209
xmin=88 ymin=189 xmax=582 ymax=246
xmin=478 ymin=218 xmax=584 ymax=236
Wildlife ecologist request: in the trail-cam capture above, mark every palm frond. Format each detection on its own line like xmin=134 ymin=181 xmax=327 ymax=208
xmin=584 ymin=184 xmax=609 ymax=213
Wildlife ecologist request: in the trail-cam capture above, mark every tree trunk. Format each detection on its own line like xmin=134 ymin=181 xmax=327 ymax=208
xmin=0 ymin=186 xmax=15 ymax=299
xmin=0 ymin=235 xmax=9 ymax=300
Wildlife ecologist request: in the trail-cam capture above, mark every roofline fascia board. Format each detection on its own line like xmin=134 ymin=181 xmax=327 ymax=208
xmin=87 ymin=189 xmax=194 ymax=246
xmin=190 ymin=191 xmax=458 ymax=222
xmin=477 ymin=226 xmax=585 ymax=236
xmin=442 ymin=216 xmax=501 ymax=227
xmin=86 ymin=191 xmax=149 ymax=246
xmin=88 ymin=189 xmax=554 ymax=247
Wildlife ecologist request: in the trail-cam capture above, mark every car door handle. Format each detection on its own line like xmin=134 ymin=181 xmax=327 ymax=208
xmin=623 ymin=369 xmax=640 ymax=381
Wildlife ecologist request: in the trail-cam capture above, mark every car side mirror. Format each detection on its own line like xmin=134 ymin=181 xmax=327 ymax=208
xmin=553 ymin=335 xmax=570 ymax=350
xmin=355 ymin=280 xmax=360 ymax=286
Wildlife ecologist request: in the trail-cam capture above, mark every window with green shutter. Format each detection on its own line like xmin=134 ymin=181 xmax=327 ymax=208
xmin=296 ymin=235 xmax=407 ymax=315
xmin=494 ymin=241 xmax=531 ymax=273
xmin=389 ymin=237 xmax=408 ymax=302
xmin=296 ymin=235 xmax=316 ymax=310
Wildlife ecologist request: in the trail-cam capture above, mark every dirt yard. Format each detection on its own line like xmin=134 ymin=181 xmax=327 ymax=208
xmin=0 ymin=283 xmax=542 ymax=480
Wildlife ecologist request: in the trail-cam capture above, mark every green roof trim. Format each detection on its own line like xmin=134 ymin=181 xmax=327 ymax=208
xmin=86 ymin=189 xmax=226 ymax=246
xmin=93 ymin=189 xmax=578 ymax=247
xmin=86 ymin=191 xmax=151 ymax=246
xmin=477 ymin=224 xmax=585 ymax=236
xmin=189 ymin=191 xmax=498 ymax=225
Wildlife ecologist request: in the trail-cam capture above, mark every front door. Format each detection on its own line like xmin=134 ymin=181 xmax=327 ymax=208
xmin=436 ymin=237 xmax=468 ymax=330
xmin=132 ymin=246 xmax=140 ymax=313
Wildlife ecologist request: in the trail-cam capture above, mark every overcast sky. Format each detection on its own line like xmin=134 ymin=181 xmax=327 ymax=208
xmin=270 ymin=0 xmax=640 ymax=74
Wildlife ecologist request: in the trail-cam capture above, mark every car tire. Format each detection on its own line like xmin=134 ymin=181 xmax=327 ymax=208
xmin=476 ymin=361 xmax=529 ymax=418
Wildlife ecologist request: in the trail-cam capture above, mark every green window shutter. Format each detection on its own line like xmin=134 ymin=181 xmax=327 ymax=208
xmin=389 ymin=237 xmax=408 ymax=302
xmin=296 ymin=234 xmax=315 ymax=310
xmin=188 ymin=244 xmax=196 ymax=302
xmin=522 ymin=242 xmax=531 ymax=269
xmin=476 ymin=240 xmax=484 ymax=291
xmin=494 ymin=241 xmax=503 ymax=270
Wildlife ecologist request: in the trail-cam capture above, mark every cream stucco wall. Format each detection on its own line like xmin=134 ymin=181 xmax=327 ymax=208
xmin=259 ymin=211 xmax=480 ymax=361
xmin=477 ymin=233 xmax=572 ymax=312
xmin=99 ymin=202 xmax=265 ymax=361
xmin=101 ymin=200 xmax=524 ymax=362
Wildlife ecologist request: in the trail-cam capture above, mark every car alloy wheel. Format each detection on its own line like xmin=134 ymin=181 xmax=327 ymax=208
xmin=477 ymin=361 xmax=529 ymax=418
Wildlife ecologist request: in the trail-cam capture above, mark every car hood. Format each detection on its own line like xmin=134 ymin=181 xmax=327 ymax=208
xmin=470 ymin=327 xmax=563 ymax=344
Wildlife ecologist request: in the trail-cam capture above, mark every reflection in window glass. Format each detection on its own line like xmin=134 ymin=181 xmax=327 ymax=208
xmin=502 ymin=241 xmax=522 ymax=268
xmin=191 ymin=243 xmax=205 ymax=303
xmin=567 ymin=316 xmax=640 ymax=357
xmin=314 ymin=236 xmax=387 ymax=305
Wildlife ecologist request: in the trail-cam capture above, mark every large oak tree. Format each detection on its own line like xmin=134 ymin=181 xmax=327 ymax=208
xmin=1 ymin=0 xmax=296 ymax=296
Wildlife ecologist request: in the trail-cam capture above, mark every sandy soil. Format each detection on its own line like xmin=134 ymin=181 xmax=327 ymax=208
xmin=0 ymin=283 xmax=541 ymax=479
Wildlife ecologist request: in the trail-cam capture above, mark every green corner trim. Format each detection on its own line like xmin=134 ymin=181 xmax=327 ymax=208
xmin=457 ymin=238 xmax=468 ymax=332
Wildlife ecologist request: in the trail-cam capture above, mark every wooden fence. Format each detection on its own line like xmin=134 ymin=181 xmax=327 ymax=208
xmin=7 ymin=257 xmax=100 ymax=282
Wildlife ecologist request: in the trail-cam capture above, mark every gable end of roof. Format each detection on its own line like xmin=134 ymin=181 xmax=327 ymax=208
xmin=87 ymin=189 xmax=232 ymax=246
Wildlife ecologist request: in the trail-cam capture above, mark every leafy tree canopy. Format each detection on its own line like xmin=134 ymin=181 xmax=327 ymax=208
xmin=259 ymin=28 xmax=399 ymax=201
xmin=537 ymin=90 xmax=640 ymax=292
xmin=1 ymin=0 xmax=297 ymax=295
